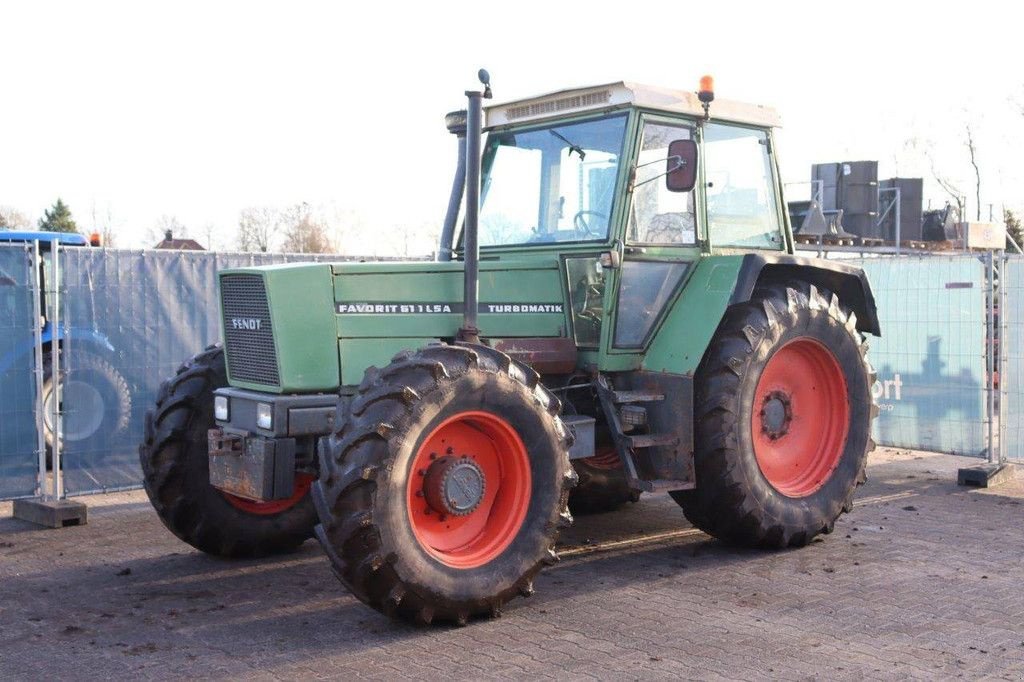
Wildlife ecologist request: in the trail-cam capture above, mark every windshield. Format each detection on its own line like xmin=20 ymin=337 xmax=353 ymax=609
xmin=478 ymin=114 xmax=627 ymax=247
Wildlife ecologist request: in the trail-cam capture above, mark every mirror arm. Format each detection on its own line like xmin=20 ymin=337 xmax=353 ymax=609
xmin=632 ymin=157 xmax=686 ymax=190
xmin=635 ymin=154 xmax=682 ymax=171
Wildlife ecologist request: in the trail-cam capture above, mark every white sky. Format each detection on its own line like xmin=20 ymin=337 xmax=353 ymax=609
xmin=1 ymin=1 xmax=1021 ymax=252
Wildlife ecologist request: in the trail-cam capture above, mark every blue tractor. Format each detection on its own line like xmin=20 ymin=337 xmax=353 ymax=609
xmin=0 ymin=231 xmax=131 ymax=464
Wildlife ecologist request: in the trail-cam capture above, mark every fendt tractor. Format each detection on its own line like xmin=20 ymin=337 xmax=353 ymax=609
xmin=140 ymin=73 xmax=879 ymax=625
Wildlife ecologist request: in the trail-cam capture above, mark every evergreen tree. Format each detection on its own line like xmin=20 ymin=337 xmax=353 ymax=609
xmin=38 ymin=198 xmax=78 ymax=233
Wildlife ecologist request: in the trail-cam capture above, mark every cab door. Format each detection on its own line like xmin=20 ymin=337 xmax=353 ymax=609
xmin=599 ymin=116 xmax=702 ymax=369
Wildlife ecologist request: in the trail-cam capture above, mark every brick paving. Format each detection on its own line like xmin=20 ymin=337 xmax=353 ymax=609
xmin=2 ymin=448 xmax=1024 ymax=680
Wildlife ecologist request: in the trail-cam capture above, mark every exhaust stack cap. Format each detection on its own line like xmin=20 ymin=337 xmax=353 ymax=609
xmin=445 ymin=109 xmax=467 ymax=135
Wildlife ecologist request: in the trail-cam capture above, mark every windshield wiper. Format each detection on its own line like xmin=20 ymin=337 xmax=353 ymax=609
xmin=550 ymin=129 xmax=586 ymax=161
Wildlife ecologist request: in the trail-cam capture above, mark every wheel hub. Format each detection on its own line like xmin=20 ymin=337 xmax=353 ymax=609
xmin=423 ymin=455 xmax=486 ymax=517
xmin=760 ymin=390 xmax=793 ymax=441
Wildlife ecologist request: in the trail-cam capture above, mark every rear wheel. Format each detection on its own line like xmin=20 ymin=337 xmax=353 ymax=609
xmin=43 ymin=348 xmax=132 ymax=465
xmin=140 ymin=345 xmax=317 ymax=557
xmin=313 ymin=343 xmax=576 ymax=625
xmin=671 ymin=282 xmax=876 ymax=548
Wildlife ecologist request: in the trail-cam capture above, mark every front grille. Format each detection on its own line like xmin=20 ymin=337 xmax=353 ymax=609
xmin=220 ymin=274 xmax=280 ymax=386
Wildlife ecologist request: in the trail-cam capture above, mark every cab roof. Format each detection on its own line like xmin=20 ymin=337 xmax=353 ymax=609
xmin=485 ymin=81 xmax=782 ymax=129
xmin=0 ymin=230 xmax=88 ymax=246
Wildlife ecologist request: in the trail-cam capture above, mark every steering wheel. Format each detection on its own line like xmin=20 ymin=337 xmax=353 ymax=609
xmin=573 ymin=210 xmax=608 ymax=238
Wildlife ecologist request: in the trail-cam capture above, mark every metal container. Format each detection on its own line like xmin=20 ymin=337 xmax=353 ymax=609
xmin=812 ymin=161 xmax=880 ymax=239
xmin=880 ymin=177 xmax=924 ymax=242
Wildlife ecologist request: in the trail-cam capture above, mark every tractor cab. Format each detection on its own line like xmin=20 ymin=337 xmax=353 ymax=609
xmin=436 ymin=82 xmax=875 ymax=375
xmin=0 ymin=230 xmax=127 ymax=464
xmin=0 ymin=230 xmax=92 ymax=342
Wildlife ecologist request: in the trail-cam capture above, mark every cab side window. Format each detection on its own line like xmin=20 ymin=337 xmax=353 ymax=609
xmin=703 ymin=123 xmax=782 ymax=249
xmin=627 ymin=122 xmax=697 ymax=246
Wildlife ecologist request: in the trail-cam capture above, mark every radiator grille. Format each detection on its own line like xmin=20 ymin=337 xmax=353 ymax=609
xmin=220 ymin=274 xmax=280 ymax=386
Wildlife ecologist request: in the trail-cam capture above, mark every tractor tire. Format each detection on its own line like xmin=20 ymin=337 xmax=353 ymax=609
xmin=43 ymin=348 xmax=132 ymax=464
xmin=569 ymin=447 xmax=639 ymax=515
xmin=140 ymin=345 xmax=317 ymax=557
xmin=671 ymin=281 xmax=876 ymax=549
xmin=313 ymin=343 xmax=576 ymax=625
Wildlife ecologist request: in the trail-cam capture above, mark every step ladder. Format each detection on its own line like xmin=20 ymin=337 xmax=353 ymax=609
xmin=596 ymin=376 xmax=694 ymax=493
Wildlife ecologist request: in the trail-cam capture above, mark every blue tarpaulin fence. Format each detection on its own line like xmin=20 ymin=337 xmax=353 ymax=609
xmin=998 ymin=255 xmax=1024 ymax=462
xmin=853 ymin=256 xmax=989 ymax=457
xmin=0 ymin=247 xmax=1008 ymax=501
xmin=0 ymin=243 xmax=41 ymax=499
xmin=57 ymin=249 xmax=356 ymax=496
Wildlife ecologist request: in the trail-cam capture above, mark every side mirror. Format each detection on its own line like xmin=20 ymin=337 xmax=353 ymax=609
xmin=666 ymin=139 xmax=698 ymax=193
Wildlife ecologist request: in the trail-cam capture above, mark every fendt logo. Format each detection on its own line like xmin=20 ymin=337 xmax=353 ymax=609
xmin=231 ymin=317 xmax=262 ymax=331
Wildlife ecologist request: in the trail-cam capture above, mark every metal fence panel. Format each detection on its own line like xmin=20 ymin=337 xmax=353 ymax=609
xmin=0 ymin=243 xmax=40 ymax=499
xmin=57 ymin=249 xmax=347 ymax=495
xmin=854 ymin=256 xmax=988 ymax=456
xmin=999 ymin=255 xmax=1024 ymax=462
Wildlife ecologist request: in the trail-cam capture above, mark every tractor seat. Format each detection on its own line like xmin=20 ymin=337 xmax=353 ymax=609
xmin=642 ymin=212 xmax=695 ymax=244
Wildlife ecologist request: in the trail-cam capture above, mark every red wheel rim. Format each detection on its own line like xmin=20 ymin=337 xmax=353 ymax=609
xmin=222 ymin=473 xmax=314 ymax=516
xmin=752 ymin=338 xmax=849 ymax=497
xmin=407 ymin=411 xmax=531 ymax=569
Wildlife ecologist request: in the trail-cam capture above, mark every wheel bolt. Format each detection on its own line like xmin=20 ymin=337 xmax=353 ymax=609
xmin=416 ymin=490 xmax=424 ymax=498
xmin=418 ymin=469 xmax=426 ymax=476
xmin=446 ymin=447 xmax=454 ymax=454
xmin=429 ymin=452 xmax=437 ymax=460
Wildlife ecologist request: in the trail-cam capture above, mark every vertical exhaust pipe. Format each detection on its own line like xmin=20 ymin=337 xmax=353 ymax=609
xmin=438 ymin=110 xmax=467 ymax=262
xmin=457 ymin=70 xmax=491 ymax=343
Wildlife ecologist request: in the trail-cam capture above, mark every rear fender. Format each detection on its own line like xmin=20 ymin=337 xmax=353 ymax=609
xmin=0 ymin=328 xmax=116 ymax=375
xmin=731 ymin=254 xmax=880 ymax=336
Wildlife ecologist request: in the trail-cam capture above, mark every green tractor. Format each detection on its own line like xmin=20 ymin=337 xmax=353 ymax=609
xmin=140 ymin=73 xmax=878 ymax=625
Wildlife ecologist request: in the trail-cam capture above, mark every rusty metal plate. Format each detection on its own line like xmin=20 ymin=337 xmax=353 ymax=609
xmin=207 ymin=429 xmax=295 ymax=502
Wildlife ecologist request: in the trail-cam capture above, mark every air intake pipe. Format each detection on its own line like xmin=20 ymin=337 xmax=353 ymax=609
xmin=456 ymin=69 xmax=491 ymax=343
xmin=438 ymin=110 xmax=467 ymax=262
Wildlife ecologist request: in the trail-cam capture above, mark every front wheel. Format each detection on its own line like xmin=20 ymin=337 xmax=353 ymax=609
xmin=313 ymin=343 xmax=576 ymax=625
xmin=671 ymin=282 xmax=876 ymax=548
xmin=139 ymin=345 xmax=318 ymax=557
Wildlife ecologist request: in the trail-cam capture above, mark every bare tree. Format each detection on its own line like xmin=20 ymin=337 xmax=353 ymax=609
xmin=201 ymin=223 xmax=218 ymax=251
xmin=100 ymin=206 xmax=118 ymax=247
xmin=0 ymin=205 xmax=32 ymax=230
xmin=965 ymin=124 xmax=981 ymax=221
xmin=927 ymin=153 xmax=965 ymax=221
xmin=89 ymin=202 xmax=118 ymax=247
xmin=147 ymin=215 xmax=188 ymax=245
xmin=281 ymin=207 xmax=334 ymax=254
xmin=237 ymin=207 xmax=280 ymax=252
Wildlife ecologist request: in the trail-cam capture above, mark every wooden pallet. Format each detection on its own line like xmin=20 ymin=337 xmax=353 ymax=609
xmin=794 ymin=234 xmax=824 ymax=245
xmin=793 ymin=234 xmax=858 ymax=246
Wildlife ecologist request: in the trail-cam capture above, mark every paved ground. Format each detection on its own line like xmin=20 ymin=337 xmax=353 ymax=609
xmin=2 ymin=448 xmax=1024 ymax=680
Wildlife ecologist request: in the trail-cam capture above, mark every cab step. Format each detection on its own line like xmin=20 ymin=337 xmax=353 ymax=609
xmin=627 ymin=433 xmax=679 ymax=449
xmin=612 ymin=390 xmax=665 ymax=404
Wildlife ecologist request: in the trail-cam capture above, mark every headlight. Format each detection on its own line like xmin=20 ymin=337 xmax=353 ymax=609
xmin=214 ymin=396 xmax=229 ymax=422
xmin=256 ymin=402 xmax=273 ymax=430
